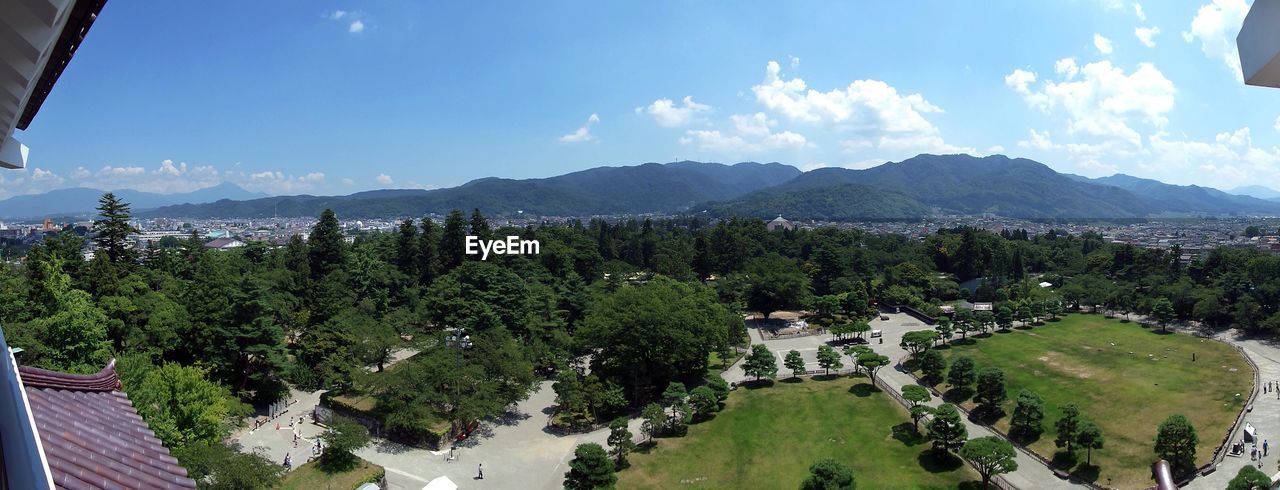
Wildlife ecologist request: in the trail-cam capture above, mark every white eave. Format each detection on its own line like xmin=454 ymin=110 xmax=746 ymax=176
xmin=0 ymin=0 xmax=85 ymax=169
xmin=1240 ymin=0 xmax=1280 ymax=88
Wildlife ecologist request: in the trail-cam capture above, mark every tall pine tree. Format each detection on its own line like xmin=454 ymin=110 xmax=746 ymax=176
xmin=93 ymin=192 xmax=138 ymax=265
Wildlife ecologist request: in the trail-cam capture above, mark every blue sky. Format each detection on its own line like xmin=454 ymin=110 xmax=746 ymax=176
xmin=1 ymin=0 xmax=1275 ymax=199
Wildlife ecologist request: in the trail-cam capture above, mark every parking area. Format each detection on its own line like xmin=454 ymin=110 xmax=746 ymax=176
xmin=724 ymin=311 xmax=932 ymax=382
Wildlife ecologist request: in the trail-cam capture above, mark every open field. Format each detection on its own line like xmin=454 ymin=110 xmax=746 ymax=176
xmin=929 ymin=314 xmax=1251 ymax=488
xmin=279 ymin=458 xmax=383 ymax=490
xmin=619 ymin=378 xmax=979 ymax=489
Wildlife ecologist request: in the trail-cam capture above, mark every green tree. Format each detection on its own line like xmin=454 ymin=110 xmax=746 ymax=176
xmin=902 ymin=385 xmax=933 ymax=431
xmin=469 ymin=208 xmax=492 ymax=242
xmin=707 ymin=376 xmax=730 ymax=405
xmin=744 ymin=255 xmax=812 ymax=319
xmin=960 ymin=436 xmax=1018 ymax=489
xmin=1228 ymin=466 xmax=1272 ymax=490
xmin=934 ymin=316 xmax=954 ymax=344
xmin=900 ymin=330 xmax=938 ymax=356
xmin=974 ymin=367 xmax=1007 ymax=415
xmin=419 ymin=217 xmax=441 ymax=285
xmin=1054 ymin=404 xmax=1081 ymax=457
xmin=564 ymin=443 xmax=617 ymax=490
xmin=394 ymin=218 xmax=419 ymax=278
xmin=1076 ymin=421 xmax=1104 ymax=466
xmin=1151 ymin=297 xmax=1176 ymax=332
xmin=640 ymin=403 xmax=664 ymax=442
xmin=440 ymin=209 xmax=467 ymax=272
xmin=1015 ymin=304 xmax=1033 ymax=326
xmin=661 ymin=381 xmax=689 ymax=431
xmin=856 ymin=351 xmax=890 ymax=385
xmin=580 ymin=278 xmax=732 ymax=401
xmin=319 ymin=416 xmax=372 ymax=472
xmin=25 ymin=257 xmax=111 ymax=372
xmin=1009 ymin=389 xmax=1045 ymax=441
xmin=172 ymin=441 xmax=283 ymax=490
xmin=994 ymin=304 xmax=1014 ymax=331
xmin=126 ymin=362 xmax=232 ymax=451
xmin=785 ymin=349 xmax=806 ymax=379
xmin=606 ymin=418 xmax=635 ymax=468
xmin=816 ymin=344 xmax=843 ymax=375
xmin=743 ymin=344 xmax=779 ymax=382
xmin=93 ymin=192 xmax=139 ymax=264
xmin=1154 ymin=414 xmax=1198 ymax=476
xmin=928 ymin=403 xmax=968 ymax=452
xmin=918 ymin=349 xmax=945 ymax=385
xmin=307 ymin=209 xmax=347 ymax=279
xmin=800 ymin=458 xmax=855 ymax=490
xmin=947 ymin=356 xmax=976 ymax=398
xmin=689 ymin=385 xmax=718 ymax=420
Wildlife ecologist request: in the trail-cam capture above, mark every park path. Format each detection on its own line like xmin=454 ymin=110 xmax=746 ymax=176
xmin=720 ymin=313 xmax=1084 ymax=490
xmin=1162 ymin=321 xmax=1280 ymax=489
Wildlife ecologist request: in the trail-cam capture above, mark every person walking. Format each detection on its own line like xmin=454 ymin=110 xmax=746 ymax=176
xmin=478 ymin=463 xmax=484 ymax=479
xmin=1266 ymin=439 xmax=1270 ymax=457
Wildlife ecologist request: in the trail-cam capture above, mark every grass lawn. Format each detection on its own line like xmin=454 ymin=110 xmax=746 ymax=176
xmin=279 ymin=458 xmax=382 ymax=490
xmin=619 ymin=378 xmax=979 ymax=489
xmin=928 ymin=314 xmax=1251 ymax=489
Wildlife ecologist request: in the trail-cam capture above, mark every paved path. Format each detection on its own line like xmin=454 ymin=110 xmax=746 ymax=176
xmin=1170 ymin=324 xmax=1279 ymax=489
xmin=721 ymin=313 xmax=1083 ymax=489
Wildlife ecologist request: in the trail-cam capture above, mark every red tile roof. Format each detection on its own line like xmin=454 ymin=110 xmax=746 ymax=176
xmin=19 ymin=361 xmax=197 ymax=489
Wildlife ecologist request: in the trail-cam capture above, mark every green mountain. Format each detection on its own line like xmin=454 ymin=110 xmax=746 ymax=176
xmin=139 ymin=161 xmax=801 ymax=218
xmin=1078 ymin=174 xmax=1280 ymax=215
xmin=708 ymin=154 xmax=1151 ymax=219
xmin=699 ymin=182 xmax=930 ymax=220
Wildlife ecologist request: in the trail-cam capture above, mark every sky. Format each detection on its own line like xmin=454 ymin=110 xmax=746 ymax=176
xmin=1 ymin=0 xmax=1277 ymax=199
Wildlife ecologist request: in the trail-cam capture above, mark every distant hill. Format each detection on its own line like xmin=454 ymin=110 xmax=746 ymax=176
xmin=700 ymin=182 xmax=930 ymax=220
xmin=140 ymin=161 xmax=802 ymax=218
xmin=1077 ymin=174 xmax=1280 ymax=215
xmin=0 ymin=182 xmax=266 ymax=219
xmin=116 ymin=155 xmax=1280 ymax=221
xmin=706 ymin=154 xmax=1151 ymax=219
xmin=1230 ymin=184 xmax=1280 ymax=200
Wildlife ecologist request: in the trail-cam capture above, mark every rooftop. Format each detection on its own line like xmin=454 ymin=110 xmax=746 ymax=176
xmin=19 ymin=361 xmax=196 ymax=489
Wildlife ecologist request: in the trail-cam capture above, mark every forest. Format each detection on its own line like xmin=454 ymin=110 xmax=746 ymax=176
xmin=4 ymin=193 xmax=1280 ymax=487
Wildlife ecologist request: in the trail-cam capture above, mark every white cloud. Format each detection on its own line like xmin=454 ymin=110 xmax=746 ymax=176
xmin=1054 ymin=58 xmax=1080 ymax=79
xmin=1093 ymin=34 xmax=1114 ymax=55
xmin=376 ymin=173 xmax=393 ymax=185
xmin=731 ymin=112 xmax=774 ymax=137
xmin=1274 ymin=115 xmax=1280 ymax=133
xmin=1135 ymin=26 xmax=1160 ymax=47
xmin=788 ymin=55 xmax=801 ymax=69
xmin=0 ymin=159 xmax=338 ymax=199
xmin=1017 ymin=129 xmax=1063 ymax=151
xmin=749 ymin=60 xmax=970 ymax=156
xmin=680 ymin=128 xmax=809 ymax=153
xmin=1145 ymin=127 xmax=1280 ymax=188
xmin=986 ymin=145 xmax=1006 ymax=153
xmin=1005 ymin=60 xmax=1175 ymax=147
xmin=559 ymin=113 xmax=600 ymax=143
xmin=349 ymin=20 xmax=365 ymax=33
xmin=329 ymin=10 xmax=347 ymax=20
xmin=157 ymin=159 xmax=185 ymax=176
xmin=637 ymin=96 xmax=711 ymax=127
xmin=752 ymin=60 xmax=942 ymax=133
xmin=1135 ymin=3 xmax=1147 ymax=21
xmin=1183 ymin=0 xmax=1249 ymax=82
xmin=341 ymin=178 xmax=355 ymax=186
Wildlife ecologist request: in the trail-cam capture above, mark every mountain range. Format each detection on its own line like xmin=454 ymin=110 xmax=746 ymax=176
xmin=0 ymin=182 xmax=266 ymax=219
xmin=6 ymin=154 xmax=1280 ymax=220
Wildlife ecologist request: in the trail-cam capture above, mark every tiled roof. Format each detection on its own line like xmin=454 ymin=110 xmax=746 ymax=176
xmin=19 ymin=361 xmax=197 ymax=490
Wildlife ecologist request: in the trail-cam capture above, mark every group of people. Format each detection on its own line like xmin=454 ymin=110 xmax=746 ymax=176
xmin=279 ymin=411 xmax=324 ymax=468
